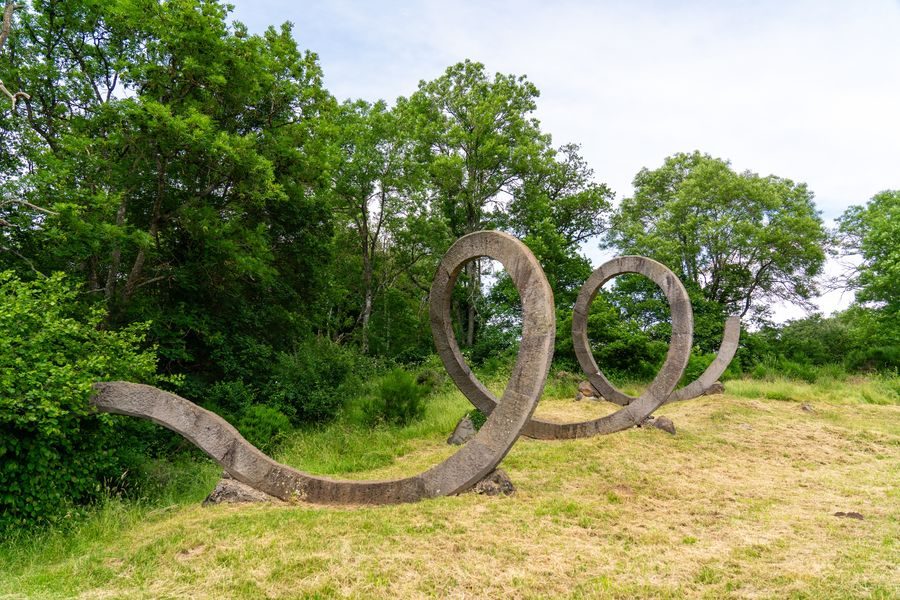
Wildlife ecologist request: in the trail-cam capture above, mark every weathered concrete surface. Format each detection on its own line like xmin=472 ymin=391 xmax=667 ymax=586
xmin=664 ymin=316 xmax=740 ymax=404
xmin=93 ymin=230 xmax=555 ymax=505
xmin=434 ymin=255 xmax=692 ymax=439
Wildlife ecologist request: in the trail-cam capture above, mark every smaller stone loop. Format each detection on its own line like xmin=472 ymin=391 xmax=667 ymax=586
xmin=434 ymin=253 xmax=694 ymax=440
xmin=572 ymin=256 xmax=693 ymax=415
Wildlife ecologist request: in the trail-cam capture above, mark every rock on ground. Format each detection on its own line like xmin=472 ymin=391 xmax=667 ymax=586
xmin=472 ymin=469 xmax=515 ymax=496
xmin=653 ymin=416 xmax=676 ymax=435
xmin=203 ymin=472 xmax=281 ymax=506
xmin=577 ymin=380 xmax=601 ymax=400
xmin=704 ymin=381 xmax=726 ymax=395
xmin=447 ymin=414 xmax=477 ymax=445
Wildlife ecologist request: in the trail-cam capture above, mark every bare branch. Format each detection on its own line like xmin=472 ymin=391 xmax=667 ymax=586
xmin=0 ymin=244 xmax=46 ymax=278
xmin=0 ymin=1 xmax=29 ymax=110
xmin=1 ymin=197 xmax=59 ymax=215
xmin=0 ymin=1 xmax=16 ymax=49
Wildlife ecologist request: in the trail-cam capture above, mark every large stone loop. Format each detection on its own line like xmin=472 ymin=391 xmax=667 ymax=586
xmin=91 ymin=230 xmax=555 ymax=505
xmin=433 ymin=254 xmax=692 ymax=439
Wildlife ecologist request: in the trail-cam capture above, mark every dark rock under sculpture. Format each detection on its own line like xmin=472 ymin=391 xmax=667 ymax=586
xmin=472 ymin=469 xmax=515 ymax=496
xmin=447 ymin=414 xmax=476 ymax=446
xmin=92 ymin=231 xmax=555 ymax=505
xmin=204 ymin=473 xmax=281 ymax=505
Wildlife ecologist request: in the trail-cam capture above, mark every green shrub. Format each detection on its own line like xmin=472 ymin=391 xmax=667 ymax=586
xmin=364 ymin=369 xmax=427 ymax=425
xmin=204 ymin=379 xmax=256 ymax=421
xmin=0 ymin=272 xmax=157 ymax=532
xmin=266 ymin=337 xmax=376 ymax=424
xmin=778 ymin=359 xmax=817 ymax=384
xmin=679 ymin=351 xmax=716 ymax=387
xmin=467 ymin=408 xmax=487 ymax=431
xmin=237 ymin=405 xmax=293 ymax=451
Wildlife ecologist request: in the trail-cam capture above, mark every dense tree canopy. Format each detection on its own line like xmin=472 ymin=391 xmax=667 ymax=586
xmin=839 ymin=190 xmax=900 ymax=310
xmin=608 ymin=152 xmax=829 ymax=322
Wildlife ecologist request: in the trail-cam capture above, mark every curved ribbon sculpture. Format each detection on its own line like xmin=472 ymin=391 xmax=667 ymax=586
xmin=433 ymin=255 xmax=695 ymax=439
xmin=92 ymin=230 xmax=740 ymax=503
xmin=433 ymin=253 xmax=740 ymax=439
xmin=91 ymin=231 xmax=555 ymax=504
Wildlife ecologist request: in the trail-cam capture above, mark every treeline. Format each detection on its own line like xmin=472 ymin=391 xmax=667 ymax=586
xmin=0 ymin=0 xmax=897 ymax=530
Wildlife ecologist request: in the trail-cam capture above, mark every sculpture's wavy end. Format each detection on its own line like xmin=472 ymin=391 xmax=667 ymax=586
xmin=666 ymin=315 xmax=741 ymax=404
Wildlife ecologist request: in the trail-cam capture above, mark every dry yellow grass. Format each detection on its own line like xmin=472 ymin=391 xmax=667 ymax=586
xmin=1 ymin=381 xmax=897 ymax=599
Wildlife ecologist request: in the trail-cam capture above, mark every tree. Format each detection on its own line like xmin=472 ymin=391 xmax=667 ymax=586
xmin=834 ymin=190 xmax=900 ymax=371
xmin=0 ymin=1 xmax=30 ymax=110
xmin=0 ymin=0 xmax=336 ymax=389
xmin=608 ymin=152 xmax=828 ymax=325
xmin=402 ymin=60 xmax=548 ymax=346
xmin=326 ymin=100 xmax=442 ymax=353
xmin=502 ymin=142 xmax=614 ymax=307
xmin=839 ymin=190 xmax=900 ymax=310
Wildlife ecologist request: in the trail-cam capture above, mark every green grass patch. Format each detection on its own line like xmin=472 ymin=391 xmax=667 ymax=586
xmin=1 ymin=374 xmax=897 ymax=598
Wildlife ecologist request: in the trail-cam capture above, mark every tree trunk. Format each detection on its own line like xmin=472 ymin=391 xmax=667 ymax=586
xmin=360 ymin=249 xmax=373 ymax=354
xmin=123 ymin=156 xmax=165 ymax=304
xmin=104 ymin=195 xmax=127 ymax=305
xmin=465 ymin=258 xmax=479 ymax=347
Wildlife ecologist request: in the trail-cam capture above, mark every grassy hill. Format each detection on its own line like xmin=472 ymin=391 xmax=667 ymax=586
xmin=1 ymin=376 xmax=897 ymax=599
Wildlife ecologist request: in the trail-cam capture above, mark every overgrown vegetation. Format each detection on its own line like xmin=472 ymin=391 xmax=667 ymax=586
xmin=0 ymin=378 xmax=896 ymax=598
xmin=0 ymin=0 xmax=897 ymax=538
xmin=0 ymin=272 xmax=158 ymax=531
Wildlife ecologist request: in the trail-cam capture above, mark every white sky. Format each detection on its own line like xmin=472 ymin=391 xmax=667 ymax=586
xmin=229 ymin=0 xmax=900 ymax=321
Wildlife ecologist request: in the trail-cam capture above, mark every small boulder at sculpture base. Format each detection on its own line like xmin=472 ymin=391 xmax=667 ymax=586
xmin=447 ymin=414 xmax=477 ymax=445
xmin=577 ymin=380 xmax=600 ymax=399
xmin=203 ymin=472 xmax=281 ymax=506
xmin=704 ymin=381 xmax=726 ymax=395
xmin=472 ymin=469 xmax=515 ymax=496
xmin=653 ymin=416 xmax=676 ymax=435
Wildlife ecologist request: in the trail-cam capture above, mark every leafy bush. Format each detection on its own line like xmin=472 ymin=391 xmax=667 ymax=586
xmin=0 ymin=272 xmax=157 ymax=531
xmin=237 ymin=405 xmax=293 ymax=451
xmin=266 ymin=337 xmax=376 ymax=424
xmin=415 ymin=368 xmax=444 ymax=393
xmin=679 ymin=352 xmax=716 ymax=387
xmin=204 ymin=379 xmax=256 ymax=421
xmin=364 ymin=369 xmax=427 ymax=425
xmin=467 ymin=408 xmax=487 ymax=430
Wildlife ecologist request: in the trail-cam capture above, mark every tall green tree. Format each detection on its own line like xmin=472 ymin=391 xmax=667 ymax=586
xmin=326 ymin=100 xmax=446 ymax=353
xmin=834 ymin=189 xmax=900 ymax=370
xmin=839 ymin=190 xmax=900 ymax=310
xmin=0 ymin=0 xmax=336 ymax=389
xmin=608 ymin=152 xmax=828 ymax=327
xmin=502 ymin=142 xmax=614 ymax=306
xmin=402 ymin=60 xmax=548 ymax=346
